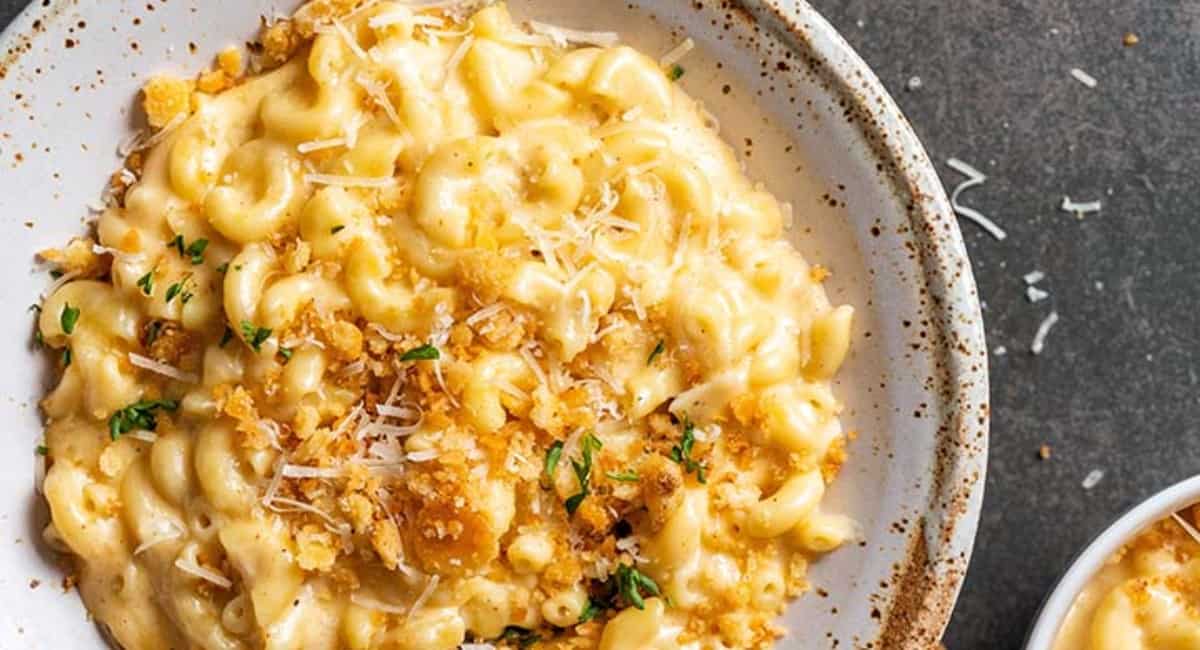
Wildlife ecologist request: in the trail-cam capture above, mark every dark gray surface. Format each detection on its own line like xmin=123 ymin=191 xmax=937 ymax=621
xmin=3 ymin=0 xmax=1198 ymax=648
xmin=810 ymin=1 xmax=1200 ymax=648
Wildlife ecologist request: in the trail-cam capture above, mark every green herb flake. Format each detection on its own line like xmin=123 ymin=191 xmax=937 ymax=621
xmin=107 ymin=399 xmax=179 ymax=441
xmin=544 ymin=440 xmax=564 ymax=480
xmin=144 ymin=320 xmax=163 ymax=347
xmin=34 ymin=330 xmax=44 ymax=348
xmin=279 ymin=347 xmax=294 ymax=362
xmin=616 ymin=564 xmax=662 ymax=610
xmin=170 ymin=234 xmax=185 ymax=256
xmin=60 ymin=303 xmax=80 ymax=335
xmin=215 ymin=262 xmax=229 ymax=274
xmin=400 ymin=344 xmax=440 ymax=361
xmin=499 ymin=626 xmax=541 ymax=648
xmin=219 ymin=326 xmax=233 ymax=348
xmin=35 ymin=445 xmax=48 ymax=456
xmin=669 ymin=418 xmax=707 ymax=483
xmin=136 ymin=270 xmax=154 ymax=296
xmin=61 ymin=347 xmax=72 ymax=367
xmin=606 ymin=469 xmax=640 ymax=482
xmin=668 ymin=64 xmax=685 ymax=81
xmin=49 ymin=269 xmax=63 ymax=280
xmin=331 ymin=225 xmax=346 ymax=234
xmin=240 ymin=320 xmax=272 ymax=352
xmin=578 ymin=598 xmax=605 ymax=623
xmin=565 ymin=433 xmax=603 ymax=515
xmin=185 ymin=238 xmax=209 ymax=265
xmin=646 ymin=339 xmax=665 ymax=365
xmin=165 ymin=273 xmax=193 ymax=304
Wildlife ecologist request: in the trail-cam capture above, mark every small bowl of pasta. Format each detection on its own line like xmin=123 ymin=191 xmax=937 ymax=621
xmin=1026 ymin=475 xmax=1200 ymax=650
xmin=0 ymin=0 xmax=987 ymax=648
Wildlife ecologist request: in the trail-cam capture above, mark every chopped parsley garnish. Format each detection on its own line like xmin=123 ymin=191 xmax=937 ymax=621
xmin=184 ymin=238 xmax=209 ymax=265
xmin=240 ymin=321 xmax=272 ymax=352
xmin=61 ymin=347 xmax=72 ymax=367
xmin=170 ymin=234 xmax=185 ymax=256
xmin=615 ymin=564 xmax=662 ymax=610
xmin=136 ymin=270 xmax=154 ymax=296
xmin=279 ymin=347 xmax=294 ymax=362
xmin=331 ymin=224 xmax=346 ymax=234
xmin=578 ymin=598 xmax=605 ymax=623
xmin=565 ymin=433 xmax=603 ymax=515
xmin=400 ymin=344 xmax=440 ymax=361
xmin=35 ymin=445 xmax=48 ymax=456
xmin=107 ymin=399 xmax=178 ymax=441
xmin=144 ymin=320 xmax=163 ymax=347
xmin=215 ymin=262 xmax=229 ymax=274
xmin=219 ymin=326 xmax=233 ymax=348
xmin=606 ymin=469 xmax=640 ymax=482
xmin=646 ymin=339 xmax=665 ymax=365
xmin=669 ymin=418 xmax=706 ymax=483
xmin=165 ymin=273 xmax=194 ymax=304
xmin=499 ymin=626 xmax=540 ymax=648
xmin=668 ymin=64 xmax=685 ymax=81
xmin=60 ymin=303 xmax=80 ymax=334
xmin=544 ymin=440 xmax=564 ymax=480
xmin=49 ymin=269 xmax=63 ymax=280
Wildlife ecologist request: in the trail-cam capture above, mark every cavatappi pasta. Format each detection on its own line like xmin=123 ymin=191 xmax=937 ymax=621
xmin=34 ymin=1 xmax=857 ymax=648
xmin=1053 ymin=507 xmax=1200 ymax=650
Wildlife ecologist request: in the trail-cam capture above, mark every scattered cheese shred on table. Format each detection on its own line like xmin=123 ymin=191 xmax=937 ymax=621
xmin=1060 ymin=196 xmax=1103 ymax=219
xmin=946 ymin=158 xmax=1008 ymax=240
xmin=1023 ymin=270 xmax=1045 ymax=285
xmin=1031 ymin=311 xmax=1060 ymax=355
xmin=1026 ymin=286 xmax=1050 ymax=303
xmin=1070 ymin=67 xmax=1098 ymax=88
xmin=1081 ymin=469 xmax=1105 ymax=490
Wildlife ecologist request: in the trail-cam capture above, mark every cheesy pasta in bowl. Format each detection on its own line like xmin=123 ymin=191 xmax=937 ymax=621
xmin=32 ymin=1 xmax=863 ymax=648
xmin=1028 ymin=476 xmax=1200 ymax=650
xmin=0 ymin=0 xmax=988 ymax=647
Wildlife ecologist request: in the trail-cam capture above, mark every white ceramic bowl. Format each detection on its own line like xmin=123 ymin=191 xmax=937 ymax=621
xmin=1024 ymin=475 xmax=1200 ymax=649
xmin=0 ymin=1 xmax=988 ymax=647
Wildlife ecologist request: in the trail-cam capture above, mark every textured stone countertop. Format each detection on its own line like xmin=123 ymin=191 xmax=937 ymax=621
xmin=2 ymin=1 xmax=1197 ymax=648
xmin=811 ymin=1 xmax=1200 ymax=647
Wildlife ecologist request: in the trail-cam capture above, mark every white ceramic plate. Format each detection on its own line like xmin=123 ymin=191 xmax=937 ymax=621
xmin=1024 ymin=475 xmax=1200 ymax=649
xmin=0 ymin=1 xmax=988 ymax=647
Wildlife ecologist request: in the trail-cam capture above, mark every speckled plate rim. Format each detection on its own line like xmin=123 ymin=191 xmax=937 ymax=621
xmin=1024 ymin=475 xmax=1200 ymax=649
xmin=0 ymin=0 xmax=989 ymax=648
xmin=755 ymin=1 xmax=990 ymax=644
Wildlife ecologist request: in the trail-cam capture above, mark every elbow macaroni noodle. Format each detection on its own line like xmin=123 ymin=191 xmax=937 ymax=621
xmin=35 ymin=1 xmax=858 ymax=648
xmin=1053 ymin=509 xmax=1200 ymax=650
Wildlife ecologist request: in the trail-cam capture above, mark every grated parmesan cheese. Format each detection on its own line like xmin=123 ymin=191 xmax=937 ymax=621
xmin=174 ymin=557 xmax=233 ymax=589
xmin=946 ymin=158 xmax=1007 ymax=240
xmin=1026 ymin=286 xmax=1050 ymax=303
xmin=349 ymin=591 xmax=408 ymax=615
xmin=304 ymin=173 xmax=397 ymax=188
xmin=528 ymin=21 xmax=619 ymax=48
xmin=1081 ymin=469 xmax=1104 ymax=490
xmin=134 ymin=524 xmax=183 ymax=555
xmin=281 ymin=464 xmax=345 ymax=479
xmin=441 ymin=35 xmax=474 ymax=88
xmin=659 ymin=37 xmax=695 ymax=68
xmin=1069 ymin=67 xmax=1098 ymax=88
xmin=407 ymin=574 xmax=440 ymax=620
xmin=1023 ymin=270 xmax=1045 ymax=286
xmin=1030 ymin=311 xmax=1060 ymax=355
xmin=124 ymin=430 xmax=160 ymax=444
xmin=354 ymin=73 xmax=404 ymax=129
xmin=128 ymin=352 xmax=199 ymax=383
xmin=1060 ymin=196 xmax=1102 ymax=219
xmin=1171 ymin=513 xmax=1200 ymax=546
xmin=297 ymin=137 xmax=346 ymax=153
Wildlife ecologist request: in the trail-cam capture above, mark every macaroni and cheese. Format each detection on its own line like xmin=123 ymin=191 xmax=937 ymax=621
xmin=34 ymin=1 xmax=857 ymax=648
xmin=1053 ymin=507 xmax=1200 ymax=650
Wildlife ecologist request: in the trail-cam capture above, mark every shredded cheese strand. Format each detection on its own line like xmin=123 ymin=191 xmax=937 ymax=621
xmin=946 ymin=158 xmax=1007 ymax=241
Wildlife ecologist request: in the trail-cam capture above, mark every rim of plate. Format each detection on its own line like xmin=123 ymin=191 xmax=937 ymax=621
xmin=1024 ymin=475 xmax=1200 ymax=649
xmin=751 ymin=0 xmax=991 ymax=644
